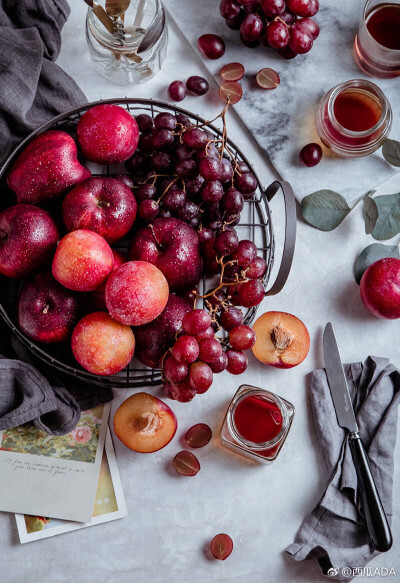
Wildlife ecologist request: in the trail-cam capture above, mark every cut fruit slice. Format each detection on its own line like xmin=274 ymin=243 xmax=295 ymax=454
xmin=185 ymin=423 xmax=212 ymax=448
xmin=252 ymin=311 xmax=310 ymax=368
xmin=220 ymin=62 xmax=245 ymax=82
xmin=256 ymin=68 xmax=280 ymax=90
xmin=173 ymin=451 xmax=201 ymax=476
xmin=113 ymin=392 xmax=177 ymax=453
xmin=219 ymin=81 xmax=243 ymax=104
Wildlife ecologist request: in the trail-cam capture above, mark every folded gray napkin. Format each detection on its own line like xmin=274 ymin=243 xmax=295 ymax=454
xmin=286 ymin=356 xmax=400 ymax=581
xmin=0 ymin=0 xmax=87 ymax=165
xmin=0 ymin=0 xmax=114 ymax=435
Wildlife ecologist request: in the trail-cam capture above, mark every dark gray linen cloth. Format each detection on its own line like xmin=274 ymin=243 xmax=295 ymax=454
xmin=286 ymin=356 xmax=400 ymax=581
xmin=0 ymin=0 xmax=113 ymax=435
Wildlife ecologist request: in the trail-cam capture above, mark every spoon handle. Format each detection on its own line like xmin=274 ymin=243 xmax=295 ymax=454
xmin=134 ymin=0 xmax=147 ymax=27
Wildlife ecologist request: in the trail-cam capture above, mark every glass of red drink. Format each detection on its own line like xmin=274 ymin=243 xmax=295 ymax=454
xmin=354 ymin=0 xmax=400 ymax=78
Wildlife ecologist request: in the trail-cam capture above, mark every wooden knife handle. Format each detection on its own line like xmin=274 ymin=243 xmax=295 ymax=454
xmin=349 ymin=434 xmax=393 ymax=552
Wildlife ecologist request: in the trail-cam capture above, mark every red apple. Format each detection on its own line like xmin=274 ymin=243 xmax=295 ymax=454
xmin=113 ymin=392 xmax=177 ymax=453
xmin=72 ymin=312 xmax=135 ymax=375
xmin=7 ymin=130 xmax=90 ymax=205
xmin=52 ymin=229 xmax=114 ymax=292
xmin=91 ymin=249 xmax=126 ymax=309
xmin=76 ymin=104 xmax=139 ymax=164
xmin=129 ymin=218 xmax=202 ymax=292
xmin=62 ymin=177 xmax=137 ymax=244
xmin=252 ymin=311 xmax=310 ymax=368
xmin=134 ymin=293 xmax=191 ymax=368
xmin=0 ymin=205 xmax=59 ymax=278
xmin=18 ymin=272 xmax=81 ymax=343
xmin=105 ymin=261 xmax=169 ymax=326
xmin=360 ymin=257 xmax=400 ymax=319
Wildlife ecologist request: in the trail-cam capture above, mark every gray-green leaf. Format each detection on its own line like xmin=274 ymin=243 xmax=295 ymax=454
xmin=382 ymin=139 xmax=400 ymax=167
xmin=371 ymin=192 xmax=400 ymax=240
xmin=354 ymin=243 xmax=400 ymax=284
xmin=363 ymin=196 xmax=378 ymax=234
xmin=301 ymin=189 xmax=351 ymax=231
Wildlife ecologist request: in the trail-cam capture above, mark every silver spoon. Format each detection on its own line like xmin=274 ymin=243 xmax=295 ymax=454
xmin=136 ymin=7 xmax=165 ymax=54
xmin=83 ymin=0 xmax=115 ymax=35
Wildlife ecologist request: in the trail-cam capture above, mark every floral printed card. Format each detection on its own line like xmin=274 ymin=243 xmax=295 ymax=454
xmin=15 ymin=429 xmax=127 ymax=543
xmin=0 ymin=403 xmax=110 ymax=522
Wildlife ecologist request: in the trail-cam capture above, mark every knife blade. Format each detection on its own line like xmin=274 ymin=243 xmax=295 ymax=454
xmin=323 ymin=322 xmax=392 ymax=553
xmin=323 ymin=322 xmax=358 ymax=433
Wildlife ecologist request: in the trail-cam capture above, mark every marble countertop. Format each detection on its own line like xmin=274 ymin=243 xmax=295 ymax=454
xmin=0 ymin=3 xmax=399 ymax=583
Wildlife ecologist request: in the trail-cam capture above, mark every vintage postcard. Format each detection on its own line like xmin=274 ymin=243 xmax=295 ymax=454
xmin=15 ymin=429 xmax=127 ymax=543
xmin=0 ymin=403 xmax=110 ymax=522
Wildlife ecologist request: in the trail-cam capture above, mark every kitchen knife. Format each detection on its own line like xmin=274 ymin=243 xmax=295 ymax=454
xmin=323 ymin=322 xmax=392 ymax=553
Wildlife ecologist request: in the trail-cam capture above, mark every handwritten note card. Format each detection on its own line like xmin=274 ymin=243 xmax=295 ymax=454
xmin=0 ymin=404 xmax=110 ymax=523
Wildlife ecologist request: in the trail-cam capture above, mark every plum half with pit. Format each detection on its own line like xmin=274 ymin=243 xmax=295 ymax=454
xmin=7 ymin=130 xmax=90 ymax=205
xmin=129 ymin=217 xmax=202 ymax=292
xmin=113 ymin=392 xmax=177 ymax=453
xmin=62 ymin=177 xmax=137 ymax=244
xmin=18 ymin=272 xmax=81 ymax=343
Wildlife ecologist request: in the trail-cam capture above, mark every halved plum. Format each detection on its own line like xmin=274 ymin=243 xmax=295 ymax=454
xmin=252 ymin=311 xmax=310 ymax=368
xmin=113 ymin=393 xmax=177 ymax=453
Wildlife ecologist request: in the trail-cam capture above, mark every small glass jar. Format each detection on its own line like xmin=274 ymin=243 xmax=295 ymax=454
xmin=86 ymin=0 xmax=168 ymax=85
xmin=354 ymin=0 xmax=400 ymax=78
xmin=220 ymin=385 xmax=295 ymax=464
xmin=316 ymin=79 xmax=392 ymax=158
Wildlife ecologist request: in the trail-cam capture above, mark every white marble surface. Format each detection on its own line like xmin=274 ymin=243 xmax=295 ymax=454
xmin=0 ymin=3 xmax=400 ymax=583
xmin=165 ymin=0 xmax=400 ymax=203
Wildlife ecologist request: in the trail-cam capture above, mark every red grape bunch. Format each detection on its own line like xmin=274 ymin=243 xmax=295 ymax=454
xmin=219 ymin=0 xmax=320 ymax=59
xmin=123 ymin=103 xmax=270 ymax=402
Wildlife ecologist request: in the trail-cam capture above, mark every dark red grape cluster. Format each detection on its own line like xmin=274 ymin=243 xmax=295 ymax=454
xmin=219 ymin=0 xmax=319 ymax=58
xmin=163 ymin=307 xmax=257 ymax=402
xmin=125 ymin=110 xmax=258 ymax=231
xmin=124 ymin=107 xmax=269 ymax=403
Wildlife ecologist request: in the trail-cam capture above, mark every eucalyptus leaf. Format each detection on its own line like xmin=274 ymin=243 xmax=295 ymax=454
xmin=301 ymin=189 xmax=351 ymax=231
xmin=354 ymin=243 xmax=400 ymax=284
xmin=363 ymin=196 xmax=378 ymax=234
xmin=371 ymin=192 xmax=400 ymax=240
xmin=382 ymin=139 xmax=400 ymax=167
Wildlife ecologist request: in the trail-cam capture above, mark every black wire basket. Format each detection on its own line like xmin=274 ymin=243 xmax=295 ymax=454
xmin=0 ymin=98 xmax=296 ymax=388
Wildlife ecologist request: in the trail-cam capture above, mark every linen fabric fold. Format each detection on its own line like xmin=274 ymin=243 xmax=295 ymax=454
xmin=286 ymin=356 xmax=400 ymax=581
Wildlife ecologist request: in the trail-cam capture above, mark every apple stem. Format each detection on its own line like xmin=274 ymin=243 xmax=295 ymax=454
xmin=148 ymin=224 xmax=163 ymax=251
xmin=42 ymin=304 xmax=50 ymax=315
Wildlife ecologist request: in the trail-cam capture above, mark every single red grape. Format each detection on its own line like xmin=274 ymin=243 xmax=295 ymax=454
xmin=173 ymin=451 xmax=201 ymax=475
xmin=266 ymin=21 xmax=290 ymax=49
xmin=220 ymin=307 xmax=244 ymax=331
xmin=195 ymin=326 xmax=215 ymax=342
xmin=237 ymin=279 xmax=265 ymax=307
xmin=168 ymin=80 xmax=187 ymax=102
xmin=287 ymin=0 xmax=318 ymax=16
xmin=170 ymin=378 xmax=197 ymax=402
xmin=219 ymin=0 xmax=241 ymax=19
xmin=138 ymin=199 xmax=159 ymax=221
xmin=198 ymin=34 xmax=226 ymax=59
xmin=220 ymin=158 xmax=234 ymax=183
xmin=201 ymin=180 xmax=224 ymax=203
xmin=163 ymin=354 xmax=189 ymax=383
xmin=299 ymin=142 xmax=322 ymax=167
xmin=240 ymin=14 xmax=263 ymax=41
xmin=288 ymin=25 xmax=313 ymax=54
xmin=215 ymin=228 xmax=240 ymax=256
xmin=183 ymin=128 xmax=208 ymax=150
xmin=199 ymin=157 xmax=223 ymax=180
xmin=209 ymin=352 xmax=229 ymax=373
xmin=246 ymin=256 xmax=267 ymax=279
xmin=226 ymin=349 xmax=248 ymax=374
xmin=154 ymin=112 xmax=177 ymax=130
xmin=210 ymin=534 xmax=233 ymax=560
xmin=234 ymin=171 xmax=257 ymax=195
xmin=186 ymin=76 xmax=209 ymax=96
xmin=182 ymin=309 xmax=212 ymax=336
xmin=185 ymin=423 xmax=212 ymax=448
xmin=198 ymin=338 xmax=223 ymax=363
xmin=229 ymin=325 xmax=256 ymax=350
xmin=256 ymin=68 xmax=281 ymax=90
xmin=189 ymin=361 xmax=214 ymax=393
xmin=135 ymin=113 xmax=154 ymax=132
xmin=219 ymin=81 xmax=243 ymax=105
xmin=261 ymin=0 xmax=285 ymax=17
xmin=232 ymin=239 xmax=257 ymax=266
xmin=172 ymin=335 xmax=200 ymax=364
xmin=296 ymin=17 xmax=319 ymax=39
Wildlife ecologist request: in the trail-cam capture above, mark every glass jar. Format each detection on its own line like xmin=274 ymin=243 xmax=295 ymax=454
xmin=315 ymin=79 xmax=392 ymax=158
xmin=86 ymin=0 xmax=168 ymax=85
xmin=354 ymin=0 xmax=400 ymax=78
xmin=220 ymin=385 xmax=295 ymax=464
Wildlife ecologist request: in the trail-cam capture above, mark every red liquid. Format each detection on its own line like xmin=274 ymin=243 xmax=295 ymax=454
xmin=366 ymin=4 xmax=400 ymax=50
xmin=333 ymin=89 xmax=382 ymax=132
xmin=234 ymin=395 xmax=283 ymax=444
